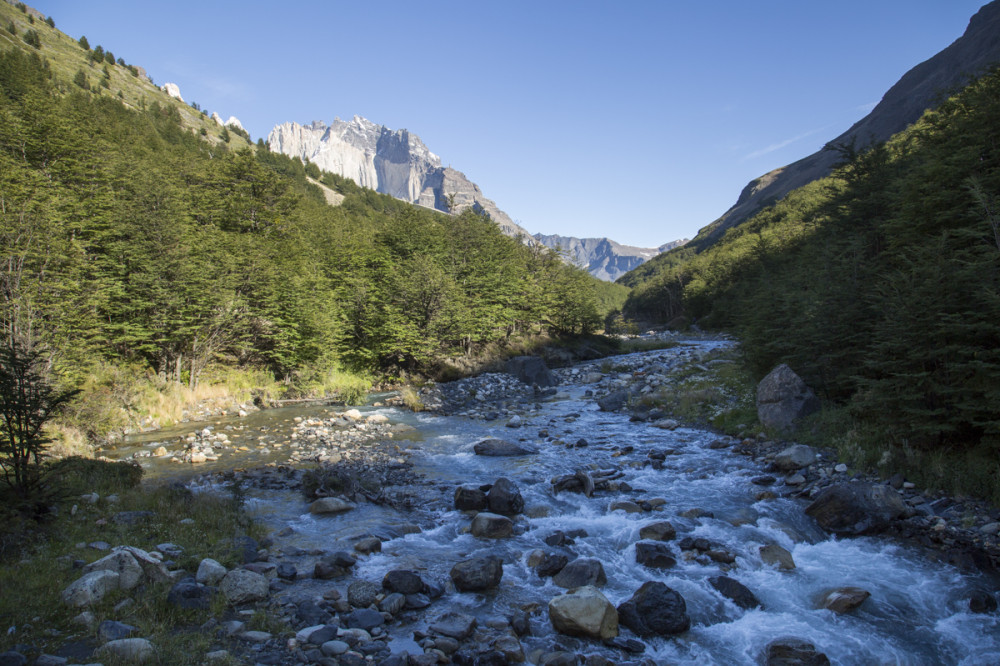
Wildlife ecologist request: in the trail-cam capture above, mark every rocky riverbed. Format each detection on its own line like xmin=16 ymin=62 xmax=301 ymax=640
xmin=23 ymin=337 xmax=1000 ymax=666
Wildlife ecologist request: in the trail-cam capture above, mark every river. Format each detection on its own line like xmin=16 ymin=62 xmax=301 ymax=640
xmin=114 ymin=340 xmax=1000 ymax=665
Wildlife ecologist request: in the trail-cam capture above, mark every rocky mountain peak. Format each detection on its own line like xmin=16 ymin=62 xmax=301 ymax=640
xmin=268 ymin=117 xmax=529 ymax=238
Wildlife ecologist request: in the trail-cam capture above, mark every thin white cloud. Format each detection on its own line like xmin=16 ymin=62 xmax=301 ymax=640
xmin=742 ymin=126 xmax=828 ymax=161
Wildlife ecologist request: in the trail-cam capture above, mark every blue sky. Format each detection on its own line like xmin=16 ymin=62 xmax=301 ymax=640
xmin=33 ymin=1 xmax=989 ymax=247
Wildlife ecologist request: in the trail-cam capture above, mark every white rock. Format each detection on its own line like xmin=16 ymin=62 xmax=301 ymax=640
xmin=343 ymin=408 xmax=363 ymax=421
xmin=366 ymin=413 xmax=389 ymax=424
xmin=162 ymin=82 xmax=183 ymax=101
xmin=211 ymin=112 xmax=223 ymax=126
xmin=83 ymin=549 xmax=143 ymax=590
xmin=62 ymin=570 xmax=120 ymax=607
xmin=225 ymin=116 xmax=244 ymax=131
xmin=197 ymin=558 xmax=227 ymax=585
xmin=97 ymin=638 xmax=155 ymax=663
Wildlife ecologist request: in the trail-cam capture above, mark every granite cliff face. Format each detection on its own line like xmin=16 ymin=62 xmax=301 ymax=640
xmin=533 ymin=234 xmax=687 ymax=282
xmin=691 ymin=0 xmax=1000 ymax=250
xmin=267 ymin=117 xmax=530 ymax=238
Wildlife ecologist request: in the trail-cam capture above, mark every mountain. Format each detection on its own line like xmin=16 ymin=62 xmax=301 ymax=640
xmin=686 ymin=0 xmax=1000 ymax=252
xmin=268 ymin=118 xmax=532 ymax=239
xmin=533 ymin=234 xmax=687 ymax=282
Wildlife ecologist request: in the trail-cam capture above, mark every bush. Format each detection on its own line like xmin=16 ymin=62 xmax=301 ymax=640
xmin=22 ymin=29 xmax=40 ymax=48
xmin=0 ymin=341 xmax=78 ymax=497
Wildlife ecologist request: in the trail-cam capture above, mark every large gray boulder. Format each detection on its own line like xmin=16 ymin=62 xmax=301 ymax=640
xmin=487 ymin=477 xmax=525 ymax=515
xmin=471 ymin=512 xmax=514 ymax=538
xmin=763 ymin=638 xmax=831 ymax=665
xmin=548 ymin=585 xmax=618 ymax=640
xmin=220 ymin=569 xmax=269 ymax=604
xmin=552 ymin=558 xmax=607 ymax=589
xmin=757 ymin=364 xmax=819 ymax=432
xmin=450 ymin=555 xmax=503 ymax=591
xmin=617 ymin=581 xmax=690 ymax=636
xmin=505 ymin=356 xmax=556 ymax=387
xmin=773 ymin=444 xmax=818 ymax=471
xmin=62 ymin=570 xmax=120 ymax=607
xmin=96 ymin=638 xmax=155 ymax=663
xmin=83 ymin=550 xmax=143 ymax=590
xmin=805 ymin=482 xmax=907 ymax=535
xmin=473 ymin=438 xmax=538 ymax=457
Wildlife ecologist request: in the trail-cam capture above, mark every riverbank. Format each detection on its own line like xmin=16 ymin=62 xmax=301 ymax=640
xmin=3 ymin=336 xmax=998 ymax=665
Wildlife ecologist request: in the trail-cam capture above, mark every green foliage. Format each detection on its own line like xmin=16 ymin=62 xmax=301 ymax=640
xmin=90 ymin=44 xmax=104 ymax=63
xmin=21 ymin=28 xmax=39 ymax=48
xmin=71 ymin=67 xmax=87 ymax=88
xmin=77 ymin=34 xmax=88 ymax=49
xmin=0 ymin=341 xmax=78 ymax=497
xmin=44 ymin=16 xmax=53 ymax=29
xmin=622 ymin=66 xmax=1000 ymax=500
xmin=5 ymin=21 xmax=13 ymax=35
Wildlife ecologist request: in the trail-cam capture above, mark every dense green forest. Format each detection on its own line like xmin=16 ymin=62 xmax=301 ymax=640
xmin=0 ymin=40 xmax=607 ymax=434
xmin=620 ymin=67 xmax=1000 ymax=497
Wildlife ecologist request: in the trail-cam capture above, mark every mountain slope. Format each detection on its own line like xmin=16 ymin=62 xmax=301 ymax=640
xmin=268 ymin=118 xmax=532 ymax=239
xmin=533 ymin=233 xmax=687 ymax=281
xmin=686 ymin=0 xmax=1000 ymax=252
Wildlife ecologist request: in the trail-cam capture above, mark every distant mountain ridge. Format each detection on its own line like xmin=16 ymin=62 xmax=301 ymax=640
xmin=533 ymin=234 xmax=687 ymax=282
xmin=687 ymin=0 xmax=1000 ymax=251
xmin=268 ymin=117 xmax=531 ymax=238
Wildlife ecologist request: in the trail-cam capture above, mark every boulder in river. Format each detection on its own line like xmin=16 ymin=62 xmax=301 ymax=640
xmin=548 ymin=585 xmax=618 ymax=640
xmin=818 ymin=587 xmax=870 ymax=614
xmin=471 ymin=512 xmax=514 ymax=538
xmin=454 ymin=485 xmax=488 ymax=511
xmin=969 ymin=590 xmax=998 ymax=614
xmin=760 ymin=543 xmax=796 ymax=570
xmin=709 ymin=576 xmax=761 ymax=610
xmin=597 ymin=389 xmax=629 ymax=412
xmin=473 ymin=438 xmax=538 ymax=457
xmin=756 ymin=364 xmax=819 ymax=433
xmin=617 ymin=581 xmax=690 ymax=636
xmin=429 ymin=610 xmax=478 ymax=640
xmin=635 ymin=541 xmax=677 ymax=569
xmin=804 ymin=482 xmax=907 ymax=535
xmin=309 ymin=497 xmax=355 ymax=514
xmin=505 ymin=356 xmax=556 ymax=387
xmin=552 ymin=557 xmax=607 ymax=589
xmin=639 ymin=521 xmax=676 ymax=541
xmin=487 ymin=477 xmax=525 ymax=515
xmin=450 ymin=555 xmax=503 ymax=591
xmin=383 ymin=569 xmax=424 ymax=595
xmin=763 ymin=637 xmax=831 ymax=665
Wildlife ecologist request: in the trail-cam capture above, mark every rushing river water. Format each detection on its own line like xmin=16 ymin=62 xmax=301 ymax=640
xmin=117 ymin=342 xmax=1000 ymax=665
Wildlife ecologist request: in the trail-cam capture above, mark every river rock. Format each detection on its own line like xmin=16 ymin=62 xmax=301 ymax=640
xmin=487 ymin=477 xmax=525 ymax=515
xmin=548 ymin=585 xmax=618 ymax=640
xmin=220 ymin=569 xmax=269 ymax=604
xmin=83 ymin=549 xmax=143 ymax=590
xmin=709 ymin=576 xmax=761 ymax=610
xmin=473 ymin=438 xmax=538 ymax=456
xmin=343 ymin=608 xmax=384 ymax=631
xmin=383 ymin=569 xmax=424 ymax=595
xmin=639 ymin=521 xmax=676 ymax=541
xmin=969 ymin=590 xmax=998 ymax=613
xmin=450 ymin=555 xmax=503 ymax=591
xmin=506 ymin=356 xmax=556 ymax=387
xmin=429 ymin=611 xmax=478 ymax=640
xmin=62 ymin=569 xmax=120 ymax=607
xmin=97 ymin=638 xmax=155 ymax=663
xmin=166 ymin=577 xmax=215 ymax=609
xmin=348 ymin=579 xmax=381 ymax=608
xmin=597 ymin=389 xmax=629 ymax=412
xmin=535 ymin=552 xmax=569 ymax=578
xmin=379 ymin=592 xmax=406 ymax=615
xmin=99 ymin=619 xmax=139 ymax=642
xmin=818 ymin=587 xmax=870 ymax=613
xmin=455 ymin=486 xmax=487 ymax=511
xmin=196 ymin=558 xmax=227 ymax=585
xmin=760 ymin=544 xmax=796 ymax=570
xmin=472 ymin=512 xmax=514 ymax=538
xmin=309 ymin=497 xmax=355 ymax=514
xmin=773 ymin=444 xmax=817 ymax=471
xmin=552 ymin=558 xmax=607 ymax=589
xmin=353 ymin=536 xmax=382 ymax=554
xmin=763 ymin=638 xmax=830 ymax=665
xmin=635 ymin=541 xmax=676 ymax=569
xmin=617 ymin=581 xmax=690 ymax=636
xmin=804 ymin=482 xmax=907 ymax=535
xmin=756 ymin=364 xmax=819 ymax=432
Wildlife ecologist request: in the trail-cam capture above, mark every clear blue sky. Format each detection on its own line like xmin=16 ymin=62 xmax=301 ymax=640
xmin=32 ymin=1 xmax=989 ymax=247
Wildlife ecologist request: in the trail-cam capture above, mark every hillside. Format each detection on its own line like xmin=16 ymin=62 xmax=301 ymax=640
xmin=624 ymin=0 xmax=1000 ymax=290
xmin=624 ymin=62 xmax=1000 ymax=500
xmin=0 ymin=2 xmax=609 ymax=443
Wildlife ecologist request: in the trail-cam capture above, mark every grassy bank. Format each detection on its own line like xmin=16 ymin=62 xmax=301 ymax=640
xmin=0 ymin=458 xmax=267 ymax=663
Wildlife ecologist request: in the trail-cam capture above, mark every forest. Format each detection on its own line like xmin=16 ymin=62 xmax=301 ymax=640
xmin=0 ymin=42 xmax=611 ymax=445
xmin=620 ymin=66 xmax=1000 ymax=499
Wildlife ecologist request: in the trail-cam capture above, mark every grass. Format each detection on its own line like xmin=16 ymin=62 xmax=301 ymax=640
xmin=0 ymin=458 xmax=268 ymax=663
xmin=399 ymin=385 xmax=424 ymax=411
xmin=0 ymin=2 xmax=254 ymax=149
